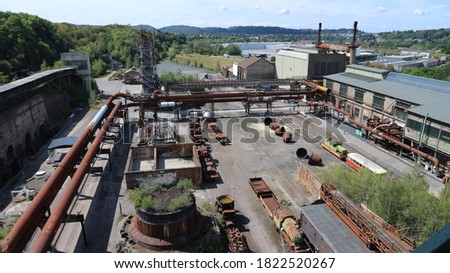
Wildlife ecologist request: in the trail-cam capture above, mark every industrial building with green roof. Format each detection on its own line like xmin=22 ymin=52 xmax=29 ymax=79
xmin=323 ymin=64 xmax=450 ymax=173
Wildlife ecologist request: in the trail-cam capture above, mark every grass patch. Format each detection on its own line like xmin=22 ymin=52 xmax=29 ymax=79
xmin=130 ymin=179 xmax=195 ymax=213
xmin=318 ymin=164 xmax=450 ymax=243
xmin=117 ymin=214 xmax=128 ymax=223
xmin=172 ymin=54 xmax=244 ymax=72
xmin=0 ymin=226 xmax=10 ymax=240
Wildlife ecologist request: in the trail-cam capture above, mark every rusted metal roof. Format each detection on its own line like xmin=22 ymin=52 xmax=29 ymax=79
xmin=239 ymin=56 xmax=265 ymax=69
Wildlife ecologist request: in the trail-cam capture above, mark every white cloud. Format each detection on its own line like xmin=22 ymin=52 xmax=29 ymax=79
xmin=276 ymin=8 xmax=289 ymax=15
xmin=371 ymin=6 xmax=387 ymax=13
xmin=445 ymin=12 xmax=450 ymax=16
xmin=412 ymin=9 xmax=430 ymax=16
xmin=252 ymin=5 xmax=261 ymax=10
xmin=220 ymin=5 xmax=228 ymax=11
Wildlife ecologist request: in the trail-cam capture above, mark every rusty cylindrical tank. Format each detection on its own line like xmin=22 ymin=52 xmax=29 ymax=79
xmin=135 ymin=197 xmax=196 ymax=239
xmin=296 ymin=148 xmax=308 ymax=159
xmin=274 ymin=126 xmax=286 ymax=136
xmin=216 ymin=194 xmax=235 ymax=212
xmin=273 ymin=208 xmax=303 ymax=245
xmin=270 ymin=123 xmax=280 ymax=131
xmin=308 ymin=152 xmax=323 ymax=166
xmin=128 ymin=194 xmax=205 ymax=249
xmin=282 ymin=132 xmax=293 ymax=143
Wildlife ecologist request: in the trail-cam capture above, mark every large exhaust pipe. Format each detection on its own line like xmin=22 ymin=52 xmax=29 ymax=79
xmin=1 ymin=117 xmax=101 ymax=253
xmin=317 ymin=22 xmax=322 ymax=47
xmin=2 ymin=93 xmax=129 ymax=253
xmin=352 ymin=21 xmax=358 ymax=48
xmin=30 ymin=101 xmax=122 ymax=252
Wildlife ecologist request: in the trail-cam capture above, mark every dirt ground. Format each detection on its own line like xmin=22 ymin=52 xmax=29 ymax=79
xmin=191 ymin=105 xmax=336 ymax=253
xmin=107 ymin=100 xmax=337 ymax=253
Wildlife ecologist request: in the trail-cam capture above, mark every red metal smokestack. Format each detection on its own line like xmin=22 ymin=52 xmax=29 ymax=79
xmin=349 ymin=21 xmax=358 ymax=64
xmin=317 ymin=22 xmax=322 ymax=47
xmin=352 ymin=21 xmax=358 ymax=47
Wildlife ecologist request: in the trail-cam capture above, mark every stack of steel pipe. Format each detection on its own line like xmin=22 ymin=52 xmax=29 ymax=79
xmin=274 ymin=126 xmax=286 ymax=137
xmin=308 ymin=152 xmax=323 ymax=166
xmin=269 ymin=123 xmax=280 ymax=131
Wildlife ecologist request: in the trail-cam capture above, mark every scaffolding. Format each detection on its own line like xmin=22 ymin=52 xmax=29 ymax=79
xmin=140 ymin=31 xmax=157 ymax=93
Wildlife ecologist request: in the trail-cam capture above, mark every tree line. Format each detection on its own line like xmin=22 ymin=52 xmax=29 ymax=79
xmin=318 ymin=164 xmax=450 ymax=244
xmin=0 ymin=11 xmax=187 ymax=82
xmin=0 ymin=12 xmax=242 ymax=82
xmin=361 ymin=28 xmax=450 ymax=54
xmin=2 ymin=11 xmax=450 ymax=84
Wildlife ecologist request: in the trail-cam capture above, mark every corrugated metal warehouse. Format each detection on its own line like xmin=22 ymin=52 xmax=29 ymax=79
xmin=276 ymin=47 xmax=346 ymax=79
xmin=324 ymin=64 xmax=450 ymax=170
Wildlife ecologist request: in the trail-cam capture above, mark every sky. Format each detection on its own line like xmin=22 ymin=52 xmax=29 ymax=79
xmin=1 ymin=0 xmax=449 ymax=32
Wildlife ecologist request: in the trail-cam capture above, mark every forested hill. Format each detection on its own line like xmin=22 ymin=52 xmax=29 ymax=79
xmin=1 ymin=11 xmax=450 ymax=84
xmin=373 ymin=28 xmax=450 ymax=52
xmin=158 ymin=25 xmax=357 ymax=35
xmin=0 ymin=12 xmax=186 ymax=83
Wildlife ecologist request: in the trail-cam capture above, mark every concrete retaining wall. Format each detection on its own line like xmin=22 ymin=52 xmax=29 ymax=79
xmin=125 ymin=143 xmax=202 ymax=189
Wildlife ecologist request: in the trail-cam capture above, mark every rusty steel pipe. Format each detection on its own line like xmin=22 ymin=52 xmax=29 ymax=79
xmin=1 ymin=127 xmax=92 ymax=253
xmin=122 ymin=89 xmax=318 ymax=109
xmin=31 ymin=101 xmax=122 ymax=252
xmin=1 ymin=111 xmax=108 ymax=253
xmin=135 ymin=90 xmax=316 ymax=102
xmin=282 ymin=132 xmax=293 ymax=143
xmin=316 ymin=43 xmax=350 ymax=52
xmin=305 ymin=81 xmax=330 ymax=93
xmin=1 ymin=93 xmax=128 ymax=253
xmin=124 ymin=94 xmax=316 ymax=108
xmin=333 ymin=106 xmax=440 ymax=173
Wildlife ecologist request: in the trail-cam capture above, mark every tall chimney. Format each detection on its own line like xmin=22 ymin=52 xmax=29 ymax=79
xmin=349 ymin=21 xmax=358 ymax=64
xmin=316 ymin=22 xmax=322 ymax=47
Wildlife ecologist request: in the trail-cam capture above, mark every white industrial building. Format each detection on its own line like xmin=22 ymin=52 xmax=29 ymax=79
xmin=275 ymin=47 xmax=346 ymax=79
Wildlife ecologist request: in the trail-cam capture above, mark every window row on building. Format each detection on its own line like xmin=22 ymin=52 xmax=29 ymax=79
xmin=323 ymin=64 xmax=450 ymax=167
